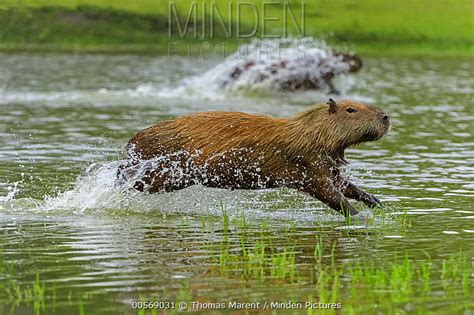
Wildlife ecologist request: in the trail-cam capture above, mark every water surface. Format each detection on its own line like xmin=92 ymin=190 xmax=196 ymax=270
xmin=0 ymin=51 xmax=473 ymax=313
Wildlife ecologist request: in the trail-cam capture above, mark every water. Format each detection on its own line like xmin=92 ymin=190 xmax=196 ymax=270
xmin=161 ymin=38 xmax=355 ymax=98
xmin=0 ymin=45 xmax=473 ymax=313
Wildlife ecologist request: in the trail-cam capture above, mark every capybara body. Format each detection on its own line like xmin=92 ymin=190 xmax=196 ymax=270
xmin=225 ymin=52 xmax=363 ymax=94
xmin=119 ymin=99 xmax=390 ymax=216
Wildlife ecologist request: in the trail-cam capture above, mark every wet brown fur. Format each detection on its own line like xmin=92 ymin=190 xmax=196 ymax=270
xmin=120 ymin=99 xmax=390 ymax=216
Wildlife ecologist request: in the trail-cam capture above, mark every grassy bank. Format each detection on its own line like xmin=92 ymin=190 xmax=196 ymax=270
xmin=0 ymin=1 xmax=473 ymax=56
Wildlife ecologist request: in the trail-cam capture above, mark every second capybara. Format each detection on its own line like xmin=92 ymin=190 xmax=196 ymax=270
xmin=118 ymin=99 xmax=390 ymax=216
xmin=225 ymin=52 xmax=363 ymax=94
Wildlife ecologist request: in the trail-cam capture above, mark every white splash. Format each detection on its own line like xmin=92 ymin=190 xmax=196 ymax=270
xmin=42 ymin=162 xmax=124 ymax=213
xmin=0 ymin=160 xmax=335 ymax=222
xmin=0 ymin=158 xmax=394 ymax=228
xmin=159 ymin=37 xmax=356 ymax=100
xmin=0 ymin=181 xmax=20 ymax=211
xmin=1 ymin=38 xmax=359 ymax=108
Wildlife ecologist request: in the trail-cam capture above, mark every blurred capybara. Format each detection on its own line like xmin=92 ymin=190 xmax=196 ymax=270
xmin=226 ymin=52 xmax=363 ymax=94
xmin=119 ymin=99 xmax=390 ymax=216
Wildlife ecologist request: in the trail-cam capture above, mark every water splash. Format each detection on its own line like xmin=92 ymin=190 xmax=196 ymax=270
xmin=0 ymin=181 xmax=20 ymax=211
xmin=0 ymin=159 xmax=332 ymax=221
xmin=42 ymin=162 xmax=124 ymax=213
xmin=1 ymin=39 xmax=360 ymax=108
xmin=0 ymin=158 xmax=393 ymax=228
xmin=159 ymin=38 xmax=357 ymax=100
xmin=40 ymin=160 xmax=330 ymax=221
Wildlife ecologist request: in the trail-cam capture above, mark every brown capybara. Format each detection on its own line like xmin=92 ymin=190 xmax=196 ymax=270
xmin=226 ymin=52 xmax=363 ymax=94
xmin=118 ymin=99 xmax=390 ymax=216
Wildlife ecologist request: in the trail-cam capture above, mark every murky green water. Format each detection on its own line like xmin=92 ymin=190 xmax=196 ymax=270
xmin=0 ymin=52 xmax=473 ymax=314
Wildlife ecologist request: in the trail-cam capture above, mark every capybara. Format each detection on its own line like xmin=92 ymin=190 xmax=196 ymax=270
xmin=118 ymin=99 xmax=390 ymax=216
xmin=225 ymin=52 xmax=363 ymax=94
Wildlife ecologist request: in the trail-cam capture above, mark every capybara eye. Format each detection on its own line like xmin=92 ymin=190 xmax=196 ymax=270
xmin=346 ymin=108 xmax=357 ymax=113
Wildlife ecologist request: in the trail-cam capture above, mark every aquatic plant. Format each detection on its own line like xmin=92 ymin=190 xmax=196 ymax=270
xmin=202 ymin=212 xmax=472 ymax=314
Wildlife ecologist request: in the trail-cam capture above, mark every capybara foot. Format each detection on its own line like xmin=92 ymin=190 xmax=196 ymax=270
xmin=363 ymin=194 xmax=381 ymax=208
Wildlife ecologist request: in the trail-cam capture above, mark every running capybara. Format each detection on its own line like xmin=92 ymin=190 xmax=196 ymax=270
xmin=226 ymin=52 xmax=363 ymax=94
xmin=119 ymin=99 xmax=390 ymax=216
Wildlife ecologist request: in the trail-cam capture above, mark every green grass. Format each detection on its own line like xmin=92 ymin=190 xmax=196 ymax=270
xmin=0 ymin=0 xmax=473 ymax=56
xmin=202 ymin=211 xmax=473 ymax=314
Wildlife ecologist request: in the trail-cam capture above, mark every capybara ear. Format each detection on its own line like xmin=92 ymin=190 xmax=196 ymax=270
xmin=327 ymin=98 xmax=337 ymax=113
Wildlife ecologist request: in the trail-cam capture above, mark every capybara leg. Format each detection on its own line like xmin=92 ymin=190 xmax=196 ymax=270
xmin=138 ymin=167 xmax=196 ymax=194
xmin=117 ymin=160 xmax=191 ymax=193
xmin=116 ymin=161 xmax=142 ymax=187
xmin=332 ymin=170 xmax=382 ymax=208
xmin=116 ymin=161 xmax=163 ymax=192
xmin=360 ymin=193 xmax=381 ymax=208
xmin=305 ymin=174 xmax=359 ymax=217
xmin=340 ymin=181 xmax=381 ymax=208
xmin=317 ymin=189 xmax=359 ymax=217
xmin=129 ymin=171 xmax=193 ymax=193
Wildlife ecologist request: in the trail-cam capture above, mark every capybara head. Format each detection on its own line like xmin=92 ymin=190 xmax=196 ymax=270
xmin=334 ymin=52 xmax=363 ymax=72
xmin=295 ymin=99 xmax=390 ymax=153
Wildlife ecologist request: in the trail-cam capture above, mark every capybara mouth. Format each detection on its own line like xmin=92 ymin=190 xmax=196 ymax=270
xmin=361 ymin=123 xmax=390 ymax=142
xmin=360 ymin=132 xmax=382 ymax=142
xmin=372 ymin=114 xmax=391 ymax=141
xmin=379 ymin=125 xmax=391 ymax=140
xmin=382 ymin=116 xmax=391 ymax=136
